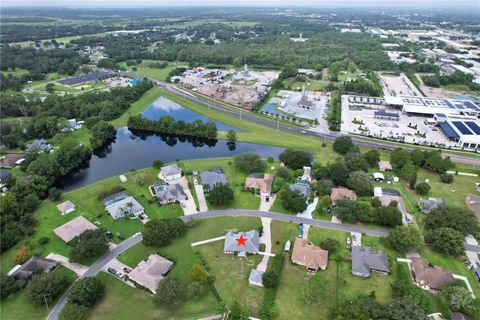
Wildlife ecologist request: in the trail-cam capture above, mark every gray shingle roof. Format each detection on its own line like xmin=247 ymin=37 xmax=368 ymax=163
xmin=154 ymin=183 xmax=186 ymax=202
xmin=10 ymin=256 xmax=57 ymax=279
xmin=200 ymin=171 xmax=227 ymax=190
xmin=224 ymin=230 xmax=260 ymax=254
xmin=351 ymin=246 xmax=389 ymax=276
xmin=161 ymin=164 xmax=181 ymax=177
xmin=289 ymin=183 xmax=311 ymax=198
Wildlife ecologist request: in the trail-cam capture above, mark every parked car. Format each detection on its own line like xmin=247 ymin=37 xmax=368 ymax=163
xmin=107 ymin=268 xmax=117 ymax=275
xmin=105 ymin=231 xmax=113 ymax=238
xmin=100 ymin=226 xmax=107 ymax=232
xmin=117 ymin=233 xmax=125 ymax=240
xmin=346 ymin=237 xmax=351 ymax=245
xmin=352 ymin=234 xmax=357 ymax=241
xmin=133 ymin=232 xmax=142 ymax=238
xmin=139 ymin=214 xmax=145 ymax=220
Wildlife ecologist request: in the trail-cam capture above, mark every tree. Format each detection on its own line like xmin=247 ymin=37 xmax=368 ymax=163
xmin=68 ymin=277 xmax=105 ymax=307
xmin=234 ymin=152 xmax=265 ymax=173
xmin=142 ymin=218 xmax=186 ymax=247
xmin=152 ymin=160 xmax=164 ymax=169
xmin=90 ymin=121 xmax=116 ymax=150
xmin=48 ymin=187 xmax=62 ymax=201
xmin=59 ymin=303 xmax=88 ymax=320
xmin=46 ymin=83 xmax=55 ymax=93
xmin=314 ymin=179 xmax=334 ymax=196
xmin=276 ymin=166 xmax=293 ymax=182
xmin=1 ymin=274 xmax=20 ymax=299
xmin=415 ymin=182 xmax=430 ymax=195
xmin=12 ymin=244 xmax=31 ymax=264
xmin=27 ymin=273 xmax=70 ymax=306
xmin=206 ymin=184 xmax=234 ymax=206
xmin=375 ymin=202 xmax=403 ymax=227
xmin=262 ymin=253 xmax=284 ymax=289
xmin=328 ymin=162 xmax=350 ymax=186
xmin=344 ymin=153 xmax=369 ymax=172
xmin=227 ymin=130 xmax=237 ymax=143
xmin=443 ymin=284 xmax=479 ymax=316
xmin=425 ymin=227 xmax=465 ymax=256
xmin=333 ymin=136 xmax=356 ymax=155
xmin=333 ymin=199 xmax=373 ymax=224
xmin=424 ymin=206 xmax=479 ymax=235
xmin=155 ymin=278 xmax=183 ymax=309
xmin=319 ymin=238 xmax=339 ymax=251
xmin=346 ymin=171 xmax=372 ymax=196
xmin=69 ymin=229 xmax=108 ymax=263
xmin=439 ymin=173 xmax=454 ymax=183
xmin=385 ymin=226 xmax=422 ymax=253
xmin=390 ymin=148 xmax=410 ymax=171
xmin=188 ymin=264 xmax=208 ymax=283
xmin=281 ymin=189 xmax=307 ymax=213
xmin=272 ymin=176 xmax=286 ymax=193
xmin=186 ymin=281 xmax=203 ymax=298
xmin=229 ymin=301 xmax=248 ymax=320
xmin=279 ymin=149 xmax=312 ymax=170
xmin=364 ymin=150 xmax=380 ymax=167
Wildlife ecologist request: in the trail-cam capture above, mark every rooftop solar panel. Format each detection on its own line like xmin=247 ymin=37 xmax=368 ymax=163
xmin=439 ymin=122 xmax=460 ymax=139
xmin=465 ymin=122 xmax=480 ymax=135
xmin=452 ymin=121 xmax=474 ymax=135
xmin=444 ymin=100 xmax=456 ymax=109
xmin=463 ymin=100 xmax=480 ymax=111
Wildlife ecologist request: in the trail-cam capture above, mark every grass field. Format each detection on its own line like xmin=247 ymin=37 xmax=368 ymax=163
xmin=1 ymin=68 xmax=29 ymax=77
xmin=0 ymin=267 xmax=77 ymax=320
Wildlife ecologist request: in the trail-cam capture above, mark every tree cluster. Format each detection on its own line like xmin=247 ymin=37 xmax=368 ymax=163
xmin=69 ymin=229 xmax=109 ymax=263
xmin=334 ymin=199 xmax=402 ymax=227
xmin=142 ymin=218 xmax=186 ymax=247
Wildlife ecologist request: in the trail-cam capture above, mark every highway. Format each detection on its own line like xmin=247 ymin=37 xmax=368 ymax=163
xmin=156 ymin=81 xmax=479 ymax=166
xmin=46 ymin=235 xmax=142 ymax=320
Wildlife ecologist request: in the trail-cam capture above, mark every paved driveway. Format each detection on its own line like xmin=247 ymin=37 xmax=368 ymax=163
xmin=176 ymin=177 xmax=198 ymax=215
xmin=45 ymin=253 xmax=88 ymax=277
xmin=194 ymin=182 xmax=209 ymax=212
xmin=296 ymin=197 xmax=318 ymax=239
xmin=257 ymin=217 xmax=272 ymax=272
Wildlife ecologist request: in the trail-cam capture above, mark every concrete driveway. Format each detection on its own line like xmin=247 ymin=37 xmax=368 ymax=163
xmin=194 ymin=182 xmax=209 ymax=212
xmin=176 ymin=177 xmax=198 ymax=215
xmin=351 ymin=232 xmax=362 ymax=246
xmin=46 ymin=253 xmax=89 ymax=277
xmin=257 ymin=217 xmax=272 ymax=272
xmin=259 ymin=194 xmax=275 ymax=212
xmin=296 ymin=197 xmax=318 ymax=239
xmin=465 ymin=235 xmax=480 ymax=267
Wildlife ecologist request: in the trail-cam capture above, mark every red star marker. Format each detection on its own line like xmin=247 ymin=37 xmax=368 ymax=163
xmin=236 ymin=235 xmax=247 ymax=246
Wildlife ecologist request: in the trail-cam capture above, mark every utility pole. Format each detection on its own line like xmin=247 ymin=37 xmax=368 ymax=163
xmin=43 ymin=294 xmax=50 ymax=310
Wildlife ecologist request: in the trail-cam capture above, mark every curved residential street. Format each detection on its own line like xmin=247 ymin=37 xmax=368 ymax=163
xmin=180 ymin=209 xmax=390 ymax=237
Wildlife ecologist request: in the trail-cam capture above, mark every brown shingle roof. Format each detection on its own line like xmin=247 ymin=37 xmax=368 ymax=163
xmin=245 ymin=173 xmax=273 ymax=194
xmin=378 ymin=160 xmax=392 ymax=171
xmin=465 ymin=195 xmax=480 ymax=219
xmin=291 ymin=237 xmax=328 ymax=271
xmin=53 ymin=216 xmax=98 ymax=243
xmin=330 ymin=187 xmax=357 ymax=203
xmin=411 ymin=257 xmax=454 ymax=290
xmin=0 ymin=154 xmax=24 ymax=168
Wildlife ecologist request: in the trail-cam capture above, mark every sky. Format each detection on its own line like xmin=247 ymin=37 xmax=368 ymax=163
xmin=2 ymin=0 xmax=479 ymax=8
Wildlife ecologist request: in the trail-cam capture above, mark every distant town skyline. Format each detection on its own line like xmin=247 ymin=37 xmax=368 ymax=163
xmin=2 ymin=0 xmax=479 ymax=8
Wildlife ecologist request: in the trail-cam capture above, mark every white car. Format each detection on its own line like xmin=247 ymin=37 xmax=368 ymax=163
xmin=133 ymin=232 xmax=142 ymax=238
xmin=346 ymin=238 xmax=351 ymax=245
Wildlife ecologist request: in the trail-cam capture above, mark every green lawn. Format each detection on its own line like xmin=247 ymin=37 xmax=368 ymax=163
xmin=0 ymin=267 xmax=77 ymax=320
xmin=1 ymin=68 xmax=29 ymax=77
xmin=109 ymin=86 xmax=164 ymax=128
xmin=90 ymin=273 xmax=219 ymax=320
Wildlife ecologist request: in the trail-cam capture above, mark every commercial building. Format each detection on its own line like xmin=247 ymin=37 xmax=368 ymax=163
xmin=384 ymin=96 xmax=480 ymax=117
xmin=434 ymin=114 xmax=480 ymax=149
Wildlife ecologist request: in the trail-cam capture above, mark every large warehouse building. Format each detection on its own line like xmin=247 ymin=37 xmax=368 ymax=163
xmin=433 ymin=114 xmax=480 ymax=149
xmin=384 ymin=96 xmax=480 ymax=117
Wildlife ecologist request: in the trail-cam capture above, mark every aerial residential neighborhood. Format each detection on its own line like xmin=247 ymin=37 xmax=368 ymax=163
xmin=0 ymin=2 xmax=480 ymax=320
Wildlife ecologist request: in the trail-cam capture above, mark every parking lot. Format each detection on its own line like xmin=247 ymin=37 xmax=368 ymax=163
xmin=340 ymin=95 xmax=457 ymax=147
xmin=380 ymin=73 xmax=422 ymax=97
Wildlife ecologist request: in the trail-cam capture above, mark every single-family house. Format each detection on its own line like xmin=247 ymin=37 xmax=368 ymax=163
xmin=418 ymin=198 xmax=445 ymax=214
xmin=200 ymin=168 xmax=228 ymax=192
xmin=26 ymin=139 xmax=52 ymax=153
xmin=128 ymin=254 xmax=174 ymax=294
xmin=330 ymin=187 xmax=357 ymax=204
xmin=56 ymin=200 xmax=76 ymax=215
xmin=289 ymin=183 xmax=311 ymax=198
xmin=296 ymin=166 xmax=312 ymax=184
xmin=103 ymin=192 xmax=145 ymax=220
xmin=410 ymin=257 xmax=454 ymax=291
xmin=152 ymin=183 xmax=186 ymax=204
xmin=291 ymin=237 xmax=328 ymax=272
xmin=8 ymin=256 xmax=58 ymax=279
xmin=53 ymin=216 xmax=98 ymax=243
xmin=245 ymin=173 xmax=273 ymax=196
xmin=351 ymin=246 xmax=390 ymax=277
xmin=378 ymin=160 xmax=393 ymax=172
xmin=0 ymin=154 xmax=25 ymax=169
xmin=224 ymin=230 xmax=260 ymax=256
xmin=248 ymin=268 xmax=265 ymax=287
xmin=160 ymin=164 xmax=182 ymax=181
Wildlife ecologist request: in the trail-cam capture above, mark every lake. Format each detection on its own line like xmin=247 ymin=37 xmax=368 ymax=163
xmin=142 ymin=96 xmax=239 ymax=131
xmin=58 ymin=127 xmax=284 ymax=191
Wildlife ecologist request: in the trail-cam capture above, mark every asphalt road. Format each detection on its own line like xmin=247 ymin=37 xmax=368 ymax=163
xmin=180 ymin=209 xmax=390 ymax=237
xmin=466 ymin=244 xmax=480 ymax=253
xmin=157 ymin=82 xmax=479 ymax=166
xmin=46 ymin=235 xmax=142 ymax=320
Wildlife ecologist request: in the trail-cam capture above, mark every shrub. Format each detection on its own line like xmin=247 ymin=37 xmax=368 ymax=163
xmin=155 ymin=278 xmax=183 ymax=309
xmin=38 ymin=237 xmax=50 ymax=245
xmin=59 ymin=303 xmax=88 ymax=320
xmin=12 ymin=245 xmax=31 ymax=264
xmin=415 ymin=182 xmax=431 ymax=195
xmin=439 ymin=173 xmax=454 ymax=183
xmin=48 ymin=187 xmax=62 ymax=201
xmin=319 ymin=238 xmax=339 ymax=251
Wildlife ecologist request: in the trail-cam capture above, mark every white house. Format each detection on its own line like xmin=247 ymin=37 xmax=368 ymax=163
xmin=160 ymin=164 xmax=182 ymax=181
